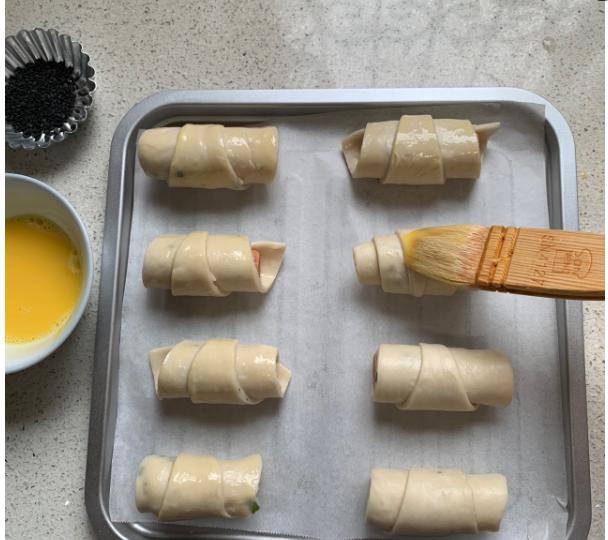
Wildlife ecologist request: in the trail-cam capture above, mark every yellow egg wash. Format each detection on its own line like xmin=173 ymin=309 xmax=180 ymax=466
xmin=6 ymin=216 xmax=82 ymax=344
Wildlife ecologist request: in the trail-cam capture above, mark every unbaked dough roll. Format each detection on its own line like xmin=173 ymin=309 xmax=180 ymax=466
xmin=353 ymin=230 xmax=456 ymax=297
xmin=138 ymin=124 xmax=278 ymax=189
xmin=342 ymin=115 xmax=499 ymax=184
xmin=136 ymin=453 xmax=262 ymax=521
xmin=367 ymin=468 xmax=508 ymax=536
xmin=149 ymin=339 xmax=291 ymax=404
xmin=142 ymin=232 xmax=285 ymax=296
xmin=373 ymin=343 xmax=513 ymax=411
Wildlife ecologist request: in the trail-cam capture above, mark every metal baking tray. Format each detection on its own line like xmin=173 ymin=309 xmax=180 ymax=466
xmin=85 ymin=88 xmax=591 ymax=540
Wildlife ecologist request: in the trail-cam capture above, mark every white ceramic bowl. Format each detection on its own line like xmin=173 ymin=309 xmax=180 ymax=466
xmin=5 ymin=173 xmax=93 ymax=374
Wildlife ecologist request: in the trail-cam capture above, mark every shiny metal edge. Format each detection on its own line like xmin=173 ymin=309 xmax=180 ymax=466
xmin=86 ymin=88 xmax=590 ymax=540
xmin=5 ymin=28 xmax=96 ymax=150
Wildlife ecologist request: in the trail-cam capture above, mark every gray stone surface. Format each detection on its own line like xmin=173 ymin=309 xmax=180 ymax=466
xmin=5 ymin=1 xmax=604 ymax=538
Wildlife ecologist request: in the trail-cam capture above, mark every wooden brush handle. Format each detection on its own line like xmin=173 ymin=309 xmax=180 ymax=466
xmin=476 ymin=226 xmax=605 ymax=300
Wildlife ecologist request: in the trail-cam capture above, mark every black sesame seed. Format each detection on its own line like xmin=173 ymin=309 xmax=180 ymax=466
xmin=5 ymin=59 xmax=78 ymax=139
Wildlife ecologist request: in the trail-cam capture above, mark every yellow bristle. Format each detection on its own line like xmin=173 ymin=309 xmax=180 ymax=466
xmin=402 ymin=225 xmax=490 ymax=286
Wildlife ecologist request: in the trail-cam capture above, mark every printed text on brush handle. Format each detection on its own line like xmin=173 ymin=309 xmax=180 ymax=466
xmin=530 ymin=234 xmax=593 ymax=285
xmin=478 ymin=226 xmax=604 ymax=299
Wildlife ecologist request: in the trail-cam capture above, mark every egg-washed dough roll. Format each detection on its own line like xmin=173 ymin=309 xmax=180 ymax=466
xmin=149 ymin=339 xmax=291 ymax=404
xmin=373 ymin=343 xmax=513 ymax=411
xmin=142 ymin=232 xmax=285 ymax=296
xmin=367 ymin=468 xmax=508 ymax=536
xmin=138 ymin=124 xmax=278 ymax=189
xmin=353 ymin=230 xmax=455 ymax=297
xmin=136 ymin=453 xmax=262 ymax=521
xmin=342 ymin=115 xmax=499 ymax=184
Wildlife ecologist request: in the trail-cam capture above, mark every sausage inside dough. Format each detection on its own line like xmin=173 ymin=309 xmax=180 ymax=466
xmin=136 ymin=453 xmax=262 ymax=521
xmin=149 ymin=339 xmax=291 ymax=404
xmin=373 ymin=343 xmax=513 ymax=411
xmin=367 ymin=468 xmax=508 ymax=536
xmin=342 ymin=115 xmax=499 ymax=184
xmin=142 ymin=232 xmax=285 ymax=296
xmin=138 ymin=124 xmax=278 ymax=189
xmin=353 ymin=230 xmax=456 ymax=297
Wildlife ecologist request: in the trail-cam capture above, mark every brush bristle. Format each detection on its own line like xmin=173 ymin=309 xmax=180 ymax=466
xmin=402 ymin=225 xmax=490 ymax=286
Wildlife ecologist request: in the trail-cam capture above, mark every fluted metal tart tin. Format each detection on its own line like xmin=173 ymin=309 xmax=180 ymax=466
xmin=85 ymin=89 xmax=590 ymax=540
xmin=5 ymin=28 xmax=95 ymax=150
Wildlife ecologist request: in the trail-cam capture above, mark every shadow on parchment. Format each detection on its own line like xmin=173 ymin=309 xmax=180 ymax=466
xmin=373 ymin=401 xmax=501 ymax=434
xmin=349 ymin=283 xmax=489 ymax=347
xmin=144 ymin=288 xmax=271 ymax=321
xmin=349 ymin=175 xmax=476 ymax=211
xmin=141 ymin=173 xmax=271 ymax=215
xmin=157 ymin=394 xmax=282 ymax=426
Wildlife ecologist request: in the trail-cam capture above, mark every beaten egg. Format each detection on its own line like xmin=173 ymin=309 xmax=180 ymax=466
xmin=6 ymin=215 xmax=83 ymax=344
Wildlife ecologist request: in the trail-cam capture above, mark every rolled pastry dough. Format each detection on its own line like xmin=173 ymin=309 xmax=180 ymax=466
xmin=373 ymin=343 xmax=513 ymax=411
xmin=366 ymin=468 xmax=508 ymax=536
xmin=353 ymin=230 xmax=456 ymax=297
xmin=342 ymin=115 xmax=499 ymax=184
xmin=149 ymin=339 xmax=291 ymax=404
xmin=142 ymin=232 xmax=285 ymax=296
xmin=138 ymin=124 xmax=278 ymax=189
xmin=136 ymin=453 xmax=262 ymax=521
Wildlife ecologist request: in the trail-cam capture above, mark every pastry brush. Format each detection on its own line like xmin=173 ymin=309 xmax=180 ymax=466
xmin=401 ymin=225 xmax=604 ymax=300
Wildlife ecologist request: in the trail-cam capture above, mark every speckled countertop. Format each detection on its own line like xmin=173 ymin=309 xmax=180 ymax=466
xmin=5 ymin=1 xmax=604 ymax=538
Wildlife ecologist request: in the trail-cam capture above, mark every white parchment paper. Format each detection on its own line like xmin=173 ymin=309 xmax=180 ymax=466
xmin=109 ymin=103 xmax=568 ymax=539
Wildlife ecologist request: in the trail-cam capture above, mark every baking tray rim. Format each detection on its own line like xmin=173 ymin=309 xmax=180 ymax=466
xmin=85 ymin=87 xmax=591 ymax=540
